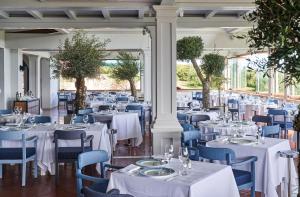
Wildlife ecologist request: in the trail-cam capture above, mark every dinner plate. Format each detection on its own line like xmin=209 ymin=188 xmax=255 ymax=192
xmin=136 ymin=159 xmax=167 ymax=168
xmin=64 ymin=125 xmax=86 ymax=130
xmin=229 ymin=138 xmax=256 ymax=145
xmin=139 ymin=167 xmax=175 ymax=179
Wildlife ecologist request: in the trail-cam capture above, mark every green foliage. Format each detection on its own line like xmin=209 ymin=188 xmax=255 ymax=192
xmin=246 ymin=70 xmax=256 ymax=90
xmin=51 ymin=31 xmax=109 ymax=79
xmin=240 ymin=0 xmax=300 ymax=85
xmin=177 ymin=64 xmax=202 ymax=88
xmin=177 ymin=36 xmax=204 ymax=61
xmin=201 ymin=54 xmax=226 ymax=77
xmin=110 ymin=52 xmax=139 ymax=81
xmin=211 ymin=75 xmax=227 ymax=90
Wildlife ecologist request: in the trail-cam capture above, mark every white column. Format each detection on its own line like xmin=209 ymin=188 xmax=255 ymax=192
xmin=0 ymin=48 xmax=5 ymax=108
xmin=28 ymin=55 xmax=37 ymax=96
xmin=36 ymin=56 xmax=41 ymax=98
xmin=143 ymin=49 xmax=152 ymax=102
xmin=10 ymin=49 xmax=23 ymax=101
xmin=139 ymin=52 xmax=145 ymax=95
xmin=151 ymin=6 xmax=182 ymax=156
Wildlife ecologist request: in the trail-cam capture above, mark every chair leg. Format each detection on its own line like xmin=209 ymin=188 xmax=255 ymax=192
xmin=0 ymin=164 xmax=2 ymax=178
xmin=34 ymin=157 xmax=38 ymax=178
xmin=22 ymin=162 xmax=26 ymax=187
xmin=250 ymin=186 xmax=255 ymax=197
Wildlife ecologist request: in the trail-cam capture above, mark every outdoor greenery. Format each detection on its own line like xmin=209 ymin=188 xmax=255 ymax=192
xmin=51 ymin=31 xmax=109 ymax=111
xmin=177 ymin=35 xmax=225 ymax=108
xmin=110 ymin=52 xmax=140 ymax=97
xmin=240 ymin=0 xmax=300 ymax=85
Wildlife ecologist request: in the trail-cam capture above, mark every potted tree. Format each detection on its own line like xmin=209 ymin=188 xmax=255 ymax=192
xmin=110 ymin=52 xmax=140 ymax=98
xmin=51 ymin=31 xmax=109 ymax=112
xmin=177 ymin=36 xmax=225 ymax=108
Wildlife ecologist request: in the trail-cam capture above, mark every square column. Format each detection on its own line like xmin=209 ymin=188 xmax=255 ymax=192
xmin=150 ymin=6 xmax=182 ymax=156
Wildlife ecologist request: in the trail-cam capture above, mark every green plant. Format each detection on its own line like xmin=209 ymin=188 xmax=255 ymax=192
xmin=239 ymin=0 xmax=300 ymax=85
xmin=110 ymin=52 xmax=140 ymax=97
xmin=51 ymin=31 xmax=109 ymax=112
xmin=177 ymin=36 xmax=225 ymax=108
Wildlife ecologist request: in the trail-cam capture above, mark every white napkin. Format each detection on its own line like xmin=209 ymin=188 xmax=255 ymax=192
xmin=119 ymin=164 xmax=140 ymax=174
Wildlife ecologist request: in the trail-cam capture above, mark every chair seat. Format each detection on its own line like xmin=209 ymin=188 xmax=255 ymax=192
xmin=233 ymin=169 xmax=252 ymax=186
xmin=0 ymin=148 xmax=36 ymax=160
xmin=58 ymin=147 xmax=92 ymax=160
xmin=88 ymin=179 xmax=109 ymax=194
xmin=274 ymin=122 xmax=293 ymax=129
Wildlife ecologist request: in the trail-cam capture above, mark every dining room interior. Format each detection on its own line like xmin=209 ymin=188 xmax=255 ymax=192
xmin=0 ymin=0 xmax=299 ymax=197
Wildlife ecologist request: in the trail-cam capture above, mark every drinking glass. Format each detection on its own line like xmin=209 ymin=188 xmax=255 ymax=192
xmin=83 ymin=115 xmax=89 ymax=124
xmin=29 ymin=116 xmax=35 ymax=125
xmin=71 ymin=114 xmax=77 ymax=124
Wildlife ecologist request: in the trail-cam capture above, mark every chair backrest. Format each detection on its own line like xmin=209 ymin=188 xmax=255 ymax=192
xmin=177 ymin=113 xmax=188 ymax=123
xmin=99 ymin=105 xmax=111 ymax=111
xmin=268 ymin=109 xmax=287 ymax=116
xmin=0 ymin=130 xmax=25 ymax=141
xmin=267 ymin=99 xmax=279 ymax=105
xmin=78 ymin=108 xmax=93 ymax=115
xmin=74 ymin=115 xmax=95 ymax=124
xmin=54 ymin=130 xmax=86 ymax=141
xmin=181 ymin=130 xmax=201 ymax=147
xmin=96 ymin=97 xmax=105 ymax=101
xmin=262 ymin=125 xmax=280 ymax=137
xmin=181 ymin=123 xmax=195 ymax=131
xmin=77 ymin=150 xmax=109 ymax=170
xmin=116 ymin=97 xmax=128 ymax=102
xmin=252 ymin=115 xmax=273 ymax=126
xmin=126 ymin=105 xmax=143 ymax=116
xmin=190 ymin=114 xmax=210 ymax=124
xmin=228 ymin=99 xmax=239 ymax=109
xmin=0 ymin=109 xmax=13 ymax=115
xmin=83 ymin=187 xmax=133 ymax=197
xmin=197 ymin=146 xmax=236 ymax=164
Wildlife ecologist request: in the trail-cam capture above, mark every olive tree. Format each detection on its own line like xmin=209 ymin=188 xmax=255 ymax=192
xmin=177 ymin=36 xmax=225 ymax=108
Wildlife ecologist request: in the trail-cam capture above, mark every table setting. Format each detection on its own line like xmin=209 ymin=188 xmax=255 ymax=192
xmin=107 ymin=145 xmax=240 ymax=197
xmin=0 ymin=122 xmax=111 ymax=175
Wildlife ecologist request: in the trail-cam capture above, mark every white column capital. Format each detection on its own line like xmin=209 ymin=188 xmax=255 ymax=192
xmin=153 ymin=5 xmax=178 ymax=18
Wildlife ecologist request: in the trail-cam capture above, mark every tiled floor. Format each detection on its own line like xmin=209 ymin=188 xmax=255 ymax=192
xmin=0 ymin=107 xmax=298 ymax=197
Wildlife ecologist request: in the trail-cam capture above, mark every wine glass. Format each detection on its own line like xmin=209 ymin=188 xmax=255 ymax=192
xmin=29 ymin=116 xmax=35 ymax=125
xmin=71 ymin=114 xmax=77 ymax=124
xmin=83 ymin=114 xmax=89 ymax=124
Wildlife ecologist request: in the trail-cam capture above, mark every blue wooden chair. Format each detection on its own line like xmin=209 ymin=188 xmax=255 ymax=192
xmin=192 ymin=92 xmax=202 ymax=101
xmin=126 ymin=105 xmax=145 ymax=135
xmin=54 ymin=130 xmax=94 ymax=184
xmin=262 ymin=125 xmax=281 ymax=138
xmin=0 ymin=109 xmax=13 ymax=115
xmin=252 ymin=115 xmax=273 ymax=126
xmin=78 ymin=108 xmax=93 ymax=115
xmin=73 ymin=115 xmax=95 ymax=124
xmin=181 ymin=123 xmax=195 ymax=131
xmin=0 ymin=131 xmax=38 ymax=186
xmin=57 ymin=92 xmax=70 ymax=110
xmin=181 ymin=130 xmax=217 ymax=147
xmin=267 ymin=98 xmax=279 ymax=105
xmin=25 ymin=115 xmax=52 ymax=124
xmin=116 ymin=97 xmax=128 ymax=102
xmin=76 ymin=150 xmax=124 ymax=197
xmin=267 ymin=109 xmax=293 ymax=138
xmin=177 ymin=113 xmax=188 ymax=124
xmin=189 ymin=146 xmax=257 ymax=197
xmin=228 ymin=99 xmax=240 ymax=120
xmin=190 ymin=114 xmax=210 ymax=128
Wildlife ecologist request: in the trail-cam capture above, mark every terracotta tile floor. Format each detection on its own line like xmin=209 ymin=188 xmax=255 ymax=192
xmin=0 ymin=107 xmax=298 ymax=197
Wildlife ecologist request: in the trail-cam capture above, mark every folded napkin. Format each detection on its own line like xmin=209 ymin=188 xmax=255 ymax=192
xmin=5 ymin=123 xmax=18 ymax=126
xmin=119 ymin=164 xmax=140 ymax=174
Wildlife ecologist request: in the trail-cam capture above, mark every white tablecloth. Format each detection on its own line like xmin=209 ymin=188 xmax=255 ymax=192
xmin=199 ymin=121 xmax=258 ymax=136
xmin=0 ymin=123 xmax=110 ymax=175
xmin=207 ymin=137 xmax=298 ymax=197
xmin=107 ymin=159 xmax=240 ymax=197
xmin=111 ymin=113 xmax=142 ymax=146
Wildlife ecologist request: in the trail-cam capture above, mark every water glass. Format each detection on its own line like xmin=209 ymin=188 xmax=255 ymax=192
xmin=29 ymin=116 xmax=35 ymax=125
xmin=71 ymin=114 xmax=77 ymax=124
xmin=83 ymin=115 xmax=89 ymax=124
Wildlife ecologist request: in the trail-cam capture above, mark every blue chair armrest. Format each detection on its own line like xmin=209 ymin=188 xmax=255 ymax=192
xmin=76 ymin=172 xmax=108 ymax=183
xmin=231 ymin=156 xmax=257 ymax=167
xmin=26 ymin=136 xmax=38 ymax=142
xmin=84 ymin=135 xmax=94 ymax=143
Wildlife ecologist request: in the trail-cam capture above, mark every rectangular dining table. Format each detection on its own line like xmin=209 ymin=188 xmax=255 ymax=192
xmin=0 ymin=123 xmax=111 ymax=175
xmin=107 ymin=159 xmax=240 ymax=197
xmin=207 ymin=137 xmax=298 ymax=197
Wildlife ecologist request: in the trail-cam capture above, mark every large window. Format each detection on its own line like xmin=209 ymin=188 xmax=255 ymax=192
xmin=59 ymin=59 xmax=141 ymax=91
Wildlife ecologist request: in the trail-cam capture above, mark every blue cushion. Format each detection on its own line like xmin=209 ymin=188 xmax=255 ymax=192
xmin=0 ymin=148 xmax=36 ymax=160
xmin=233 ymin=169 xmax=251 ymax=186
xmin=88 ymin=179 xmax=109 ymax=194
xmin=58 ymin=147 xmax=92 ymax=160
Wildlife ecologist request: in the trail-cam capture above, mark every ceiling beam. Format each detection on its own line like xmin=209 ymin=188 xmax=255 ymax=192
xmin=64 ymin=10 xmax=77 ymax=20
xmin=0 ymin=11 xmax=9 ymax=19
xmin=102 ymin=9 xmax=110 ymax=20
xmin=55 ymin=28 xmax=70 ymax=34
xmin=27 ymin=10 xmax=43 ymax=19
xmin=205 ymin=10 xmax=217 ymax=18
xmin=138 ymin=9 xmax=144 ymax=19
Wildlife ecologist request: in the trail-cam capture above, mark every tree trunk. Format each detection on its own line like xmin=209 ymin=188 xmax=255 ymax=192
xmin=75 ymin=77 xmax=86 ymax=113
xmin=128 ymin=78 xmax=137 ymax=98
xmin=202 ymin=81 xmax=210 ymax=109
xmin=218 ymin=88 xmax=221 ymax=106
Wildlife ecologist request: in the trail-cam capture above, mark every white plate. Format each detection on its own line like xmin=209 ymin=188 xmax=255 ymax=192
xmin=136 ymin=159 xmax=167 ymax=168
xmin=140 ymin=167 xmax=175 ymax=179
xmin=229 ymin=138 xmax=256 ymax=145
